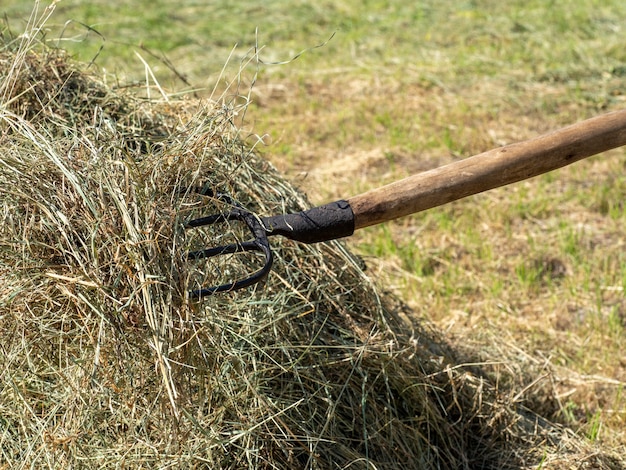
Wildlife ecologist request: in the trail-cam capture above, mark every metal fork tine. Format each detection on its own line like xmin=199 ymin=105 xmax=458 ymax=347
xmin=186 ymin=211 xmax=236 ymax=228
xmin=188 ymin=259 xmax=272 ymax=298
xmin=186 ymin=240 xmax=263 ymax=260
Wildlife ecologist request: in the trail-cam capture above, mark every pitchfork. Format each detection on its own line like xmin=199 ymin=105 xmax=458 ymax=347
xmin=186 ymin=108 xmax=626 ymax=299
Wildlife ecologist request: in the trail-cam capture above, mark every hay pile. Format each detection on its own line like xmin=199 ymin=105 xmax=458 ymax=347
xmin=1 ymin=19 xmax=624 ymax=470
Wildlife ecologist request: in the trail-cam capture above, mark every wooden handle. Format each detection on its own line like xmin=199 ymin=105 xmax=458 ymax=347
xmin=348 ymin=108 xmax=626 ymax=230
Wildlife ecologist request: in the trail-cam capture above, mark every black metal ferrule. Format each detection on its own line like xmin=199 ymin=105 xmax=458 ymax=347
xmin=261 ymin=200 xmax=355 ymax=244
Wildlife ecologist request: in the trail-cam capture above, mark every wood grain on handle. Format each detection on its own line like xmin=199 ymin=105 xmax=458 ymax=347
xmin=348 ymin=108 xmax=626 ymax=230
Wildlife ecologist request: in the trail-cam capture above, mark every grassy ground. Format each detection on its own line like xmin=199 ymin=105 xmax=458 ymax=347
xmin=4 ymin=0 xmax=626 ymax=455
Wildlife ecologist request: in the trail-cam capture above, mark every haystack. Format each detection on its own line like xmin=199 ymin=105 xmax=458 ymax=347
xmin=1 ymin=17 xmax=623 ymax=470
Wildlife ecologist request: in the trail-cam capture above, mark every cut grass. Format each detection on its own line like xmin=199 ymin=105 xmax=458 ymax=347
xmin=3 ymin=0 xmax=626 ymax=458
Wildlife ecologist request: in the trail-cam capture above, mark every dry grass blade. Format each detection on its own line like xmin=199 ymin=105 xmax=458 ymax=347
xmin=0 ymin=10 xmax=624 ymax=470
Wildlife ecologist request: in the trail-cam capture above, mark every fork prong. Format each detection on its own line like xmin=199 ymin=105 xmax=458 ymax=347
xmin=188 ymin=261 xmax=271 ymax=298
xmin=186 ymin=212 xmax=229 ymax=228
xmin=186 ymin=240 xmax=261 ymax=260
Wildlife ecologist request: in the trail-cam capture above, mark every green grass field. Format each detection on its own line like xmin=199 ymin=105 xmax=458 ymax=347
xmin=4 ymin=0 xmax=626 ymax=455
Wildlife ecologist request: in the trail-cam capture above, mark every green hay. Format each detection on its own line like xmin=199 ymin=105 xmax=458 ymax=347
xmin=1 ymin=12 xmax=624 ymax=469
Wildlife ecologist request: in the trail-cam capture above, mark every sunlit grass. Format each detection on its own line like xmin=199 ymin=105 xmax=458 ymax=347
xmin=3 ymin=0 xmax=626 ymax=455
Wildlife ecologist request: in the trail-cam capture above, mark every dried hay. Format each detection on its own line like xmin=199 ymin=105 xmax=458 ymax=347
xmin=1 ymin=13 xmax=624 ymax=470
